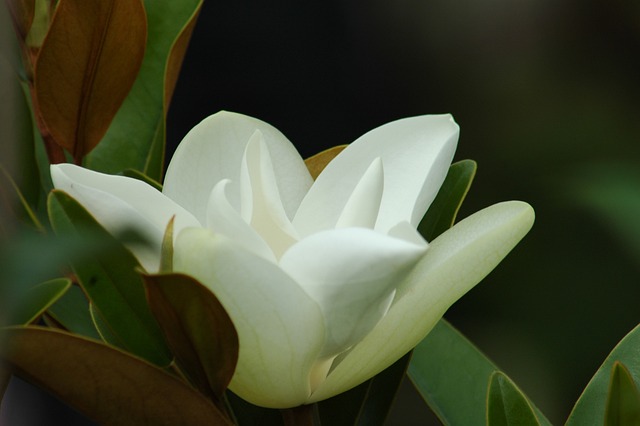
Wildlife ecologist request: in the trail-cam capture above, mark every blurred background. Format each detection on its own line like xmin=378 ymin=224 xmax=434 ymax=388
xmin=2 ymin=0 xmax=640 ymax=424
xmin=166 ymin=1 xmax=640 ymax=423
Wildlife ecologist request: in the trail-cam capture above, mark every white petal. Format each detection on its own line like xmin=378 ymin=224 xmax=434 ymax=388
xmin=240 ymin=132 xmax=299 ymax=258
xmin=174 ymin=228 xmax=325 ymax=409
xmin=51 ymin=164 xmax=200 ymax=271
xmin=206 ymin=179 xmax=275 ymax=262
xmin=387 ymin=221 xmax=429 ymax=247
xmin=294 ymin=115 xmax=458 ymax=236
xmin=335 ymin=157 xmax=384 ymax=229
xmin=279 ymin=228 xmax=426 ymax=359
xmin=308 ymin=201 xmax=535 ymax=402
xmin=163 ymin=111 xmax=313 ymax=225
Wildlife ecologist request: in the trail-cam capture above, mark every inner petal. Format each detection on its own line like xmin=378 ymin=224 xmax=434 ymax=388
xmin=335 ymin=157 xmax=384 ymax=229
xmin=240 ymin=131 xmax=299 ymax=258
xmin=279 ymin=227 xmax=426 ymax=358
xmin=206 ymin=179 xmax=277 ymax=262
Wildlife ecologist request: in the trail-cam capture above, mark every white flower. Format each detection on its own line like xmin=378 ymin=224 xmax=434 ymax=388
xmin=51 ymin=111 xmax=534 ymax=408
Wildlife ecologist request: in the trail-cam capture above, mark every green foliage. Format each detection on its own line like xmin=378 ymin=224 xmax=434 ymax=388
xmin=419 ymin=159 xmax=477 ymax=241
xmin=408 ymin=320 xmax=550 ymax=426
xmin=8 ymin=278 xmax=70 ymax=325
xmin=487 ymin=371 xmax=540 ymax=426
xmin=85 ymin=0 xmax=203 ymax=181
xmin=47 ymin=190 xmax=172 ymax=366
xmin=46 ymin=285 xmax=101 ymax=340
xmin=567 ymin=324 xmax=640 ymax=425
xmin=605 ymin=362 xmax=640 ymax=426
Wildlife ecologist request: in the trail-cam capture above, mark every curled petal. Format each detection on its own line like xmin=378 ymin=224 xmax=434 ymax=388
xmin=335 ymin=157 xmax=384 ymax=229
xmin=163 ymin=111 xmax=313 ymax=225
xmin=308 ymin=201 xmax=535 ymax=402
xmin=206 ymin=179 xmax=275 ymax=262
xmin=294 ymin=115 xmax=458 ymax=236
xmin=174 ymin=228 xmax=325 ymax=408
xmin=51 ymin=164 xmax=200 ymax=271
xmin=240 ymin=132 xmax=299 ymax=258
xmin=279 ymin=228 xmax=426 ymax=359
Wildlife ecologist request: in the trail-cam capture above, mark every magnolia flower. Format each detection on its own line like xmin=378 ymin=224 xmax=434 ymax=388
xmin=51 ymin=111 xmax=534 ymax=408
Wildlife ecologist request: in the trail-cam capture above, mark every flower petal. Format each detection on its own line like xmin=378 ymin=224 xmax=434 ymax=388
xmin=50 ymin=164 xmax=200 ymax=271
xmin=174 ymin=227 xmax=325 ymax=409
xmin=293 ymin=115 xmax=458 ymax=236
xmin=163 ymin=111 xmax=313 ymax=225
xmin=279 ymin=228 xmax=426 ymax=359
xmin=308 ymin=201 xmax=535 ymax=402
xmin=206 ymin=179 xmax=276 ymax=262
xmin=240 ymin=132 xmax=299 ymax=258
xmin=335 ymin=157 xmax=384 ymax=229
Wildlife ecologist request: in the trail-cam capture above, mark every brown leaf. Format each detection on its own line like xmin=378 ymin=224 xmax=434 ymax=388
xmin=304 ymin=145 xmax=347 ymax=180
xmin=143 ymin=273 xmax=239 ymax=404
xmin=163 ymin=0 xmax=202 ymax=113
xmin=2 ymin=326 xmax=233 ymax=425
xmin=34 ymin=0 xmax=147 ymax=162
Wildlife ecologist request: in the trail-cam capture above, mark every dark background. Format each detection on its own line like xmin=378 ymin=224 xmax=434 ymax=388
xmin=3 ymin=1 xmax=640 ymax=424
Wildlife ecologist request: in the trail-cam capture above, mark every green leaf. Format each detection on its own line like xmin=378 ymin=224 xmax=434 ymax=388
xmin=408 ymin=320 xmax=551 ymax=426
xmin=47 ymin=190 xmax=172 ymax=366
xmin=142 ymin=272 xmax=239 ymax=403
xmin=0 ymin=41 xmax=39 ymax=215
xmin=9 ymin=278 xmax=71 ymax=325
xmin=487 ymin=371 xmax=541 ymax=426
xmin=419 ymin=159 xmax=477 ymax=242
xmin=605 ymin=362 xmax=640 ymax=426
xmin=566 ymin=324 xmax=640 ymax=425
xmin=0 ymin=166 xmax=44 ymax=232
xmin=45 ymin=284 xmax=101 ymax=340
xmin=34 ymin=0 xmax=147 ymax=161
xmin=85 ymin=0 xmax=203 ymax=181
xmin=2 ymin=326 xmax=233 ymax=425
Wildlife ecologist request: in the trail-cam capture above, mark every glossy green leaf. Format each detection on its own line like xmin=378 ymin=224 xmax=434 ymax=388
xmin=85 ymin=0 xmax=203 ymax=181
xmin=47 ymin=190 xmax=172 ymax=366
xmin=409 ymin=320 xmax=551 ymax=426
xmin=89 ymin=302 xmax=123 ymax=346
xmin=34 ymin=0 xmax=147 ymax=161
xmin=0 ymin=38 xmax=39 ymax=215
xmin=605 ymin=361 xmax=640 ymax=426
xmin=487 ymin=371 xmax=540 ymax=426
xmin=419 ymin=159 xmax=477 ymax=242
xmin=9 ymin=278 xmax=70 ymax=325
xmin=45 ymin=284 xmax=101 ymax=340
xmin=1 ymin=326 xmax=232 ymax=425
xmin=143 ymin=272 xmax=238 ymax=403
xmin=0 ymin=166 xmax=43 ymax=232
xmin=567 ymin=323 xmax=640 ymax=425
